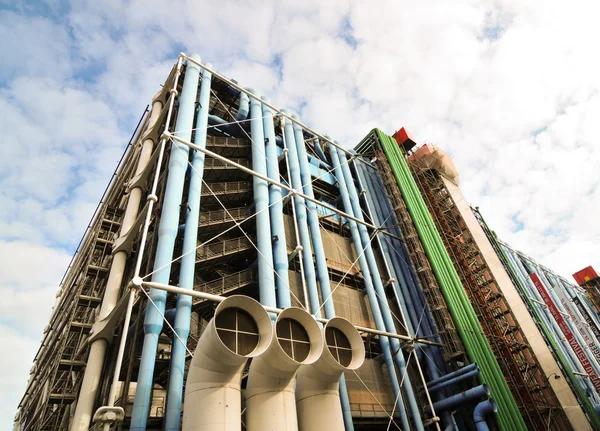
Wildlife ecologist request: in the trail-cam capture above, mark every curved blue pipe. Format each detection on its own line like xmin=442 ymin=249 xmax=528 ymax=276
xmin=262 ymin=98 xmax=290 ymax=308
xmin=427 ymin=363 xmax=479 ymax=388
xmin=247 ymin=89 xmax=277 ymax=316
xmin=130 ymin=54 xmax=202 ymax=431
xmin=431 ymin=384 xmax=490 ymax=412
xmin=236 ymin=91 xmax=249 ymax=121
xmin=335 ymin=147 xmax=424 ymax=431
xmin=164 ymin=63 xmax=213 ymax=431
xmin=428 ymin=369 xmax=481 ymax=393
xmin=473 ymin=399 xmax=498 ymax=431
xmin=207 ymin=115 xmax=246 ymax=138
xmin=328 ymin=143 xmax=410 ymax=431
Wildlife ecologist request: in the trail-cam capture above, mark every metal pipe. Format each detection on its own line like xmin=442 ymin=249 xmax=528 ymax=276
xmin=473 ymin=399 xmax=498 ymax=431
xmin=246 ymin=307 xmax=323 ymax=430
xmin=428 ymin=369 xmax=481 ymax=393
xmin=130 ymin=54 xmax=202 ymax=431
xmin=181 ymin=53 xmax=375 ymax=169
xmin=166 ymin=131 xmax=402 ymax=242
xmin=139 ymin=279 xmax=443 ymax=346
xmin=164 ymin=62 xmax=213 ymax=431
xmin=70 ymin=101 xmax=164 ymax=430
xmin=296 ymin=317 xmax=365 ymax=431
xmin=291 ymin=120 xmax=335 ymax=318
xmin=262 ymin=98 xmax=290 ymax=308
xmin=427 ymin=363 xmax=479 ymax=388
xmin=336 ymin=147 xmax=425 ymax=431
xmin=431 ymin=384 xmax=490 ymax=413
xmin=182 ymin=296 xmax=273 ymax=431
xmin=248 ymin=88 xmax=277 ymax=314
xmin=327 ymin=144 xmax=410 ymax=431
xmin=281 ymin=113 xmax=321 ymax=317
xmin=236 ymin=90 xmax=249 ymax=121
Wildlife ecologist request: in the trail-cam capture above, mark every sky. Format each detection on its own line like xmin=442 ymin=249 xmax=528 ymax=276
xmin=1 ymin=0 xmax=599 ymax=428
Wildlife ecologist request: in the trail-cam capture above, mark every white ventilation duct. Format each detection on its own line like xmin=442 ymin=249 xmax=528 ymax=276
xmin=182 ymin=295 xmax=273 ymax=431
xmin=296 ymin=317 xmax=365 ymax=431
xmin=246 ymin=307 xmax=324 ymax=431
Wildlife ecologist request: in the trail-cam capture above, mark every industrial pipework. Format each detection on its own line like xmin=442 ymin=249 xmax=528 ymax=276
xmin=182 ymin=295 xmax=273 ymax=431
xmin=130 ymin=54 xmax=202 ymax=431
xmin=296 ymin=317 xmax=365 ymax=431
xmin=246 ymin=307 xmax=323 ymax=431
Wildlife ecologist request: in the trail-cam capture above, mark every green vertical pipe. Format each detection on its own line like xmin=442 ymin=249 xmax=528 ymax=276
xmin=478 ymin=212 xmax=600 ymax=430
xmin=372 ymin=129 xmax=526 ymax=431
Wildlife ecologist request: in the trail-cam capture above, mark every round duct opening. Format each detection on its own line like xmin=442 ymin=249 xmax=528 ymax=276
xmin=276 ymin=317 xmax=310 ymax=362
xmin=325 ymin=326 xmax=352 ymax=367
xmin=215 ymin=307 xmax=259 ymax=356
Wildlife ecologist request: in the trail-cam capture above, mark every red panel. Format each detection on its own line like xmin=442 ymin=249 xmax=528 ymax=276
xmin=573 ymin=266 xmax=599 ymax=286
xmin=392 ymin=127 xmax=417 ymax=152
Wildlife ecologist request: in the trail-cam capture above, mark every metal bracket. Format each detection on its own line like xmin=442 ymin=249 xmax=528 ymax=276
xmin=87 ymin=291 xmax=133 ymax=344
xmin=93 ymin=406 xmax=125 ymax=426
xmin=127 ymin=136 xmax=163 ymax=191
xmin=288 ymin=245 xmax=302 ymax=262
xmin=112 ymin=200 xmax=152 ymax=256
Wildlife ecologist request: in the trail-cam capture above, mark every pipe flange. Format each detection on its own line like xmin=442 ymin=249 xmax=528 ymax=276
xmin=93 ymin=406 xmax=124 ymax=425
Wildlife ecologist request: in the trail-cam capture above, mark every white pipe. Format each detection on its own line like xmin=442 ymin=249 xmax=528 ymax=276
xmin=182 ymin=295 xmax=273 ymax=431
xmin=246 ymin=307 xmax=324 ymax=431
xmin=296 ymin=317 xmax=365 ymax=431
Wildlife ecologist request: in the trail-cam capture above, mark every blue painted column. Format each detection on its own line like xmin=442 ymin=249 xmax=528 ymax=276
xmin=248 ymin=89 xmax=277 ymax=313
xmin=262 ymin=99 xmax=291 ymax=308
xmin=328 ymin=143 xmax=410 ymax=431
xmin=336 ymin=147 xmax=424 ymax=431
xmin=282 ymin=113 xmax=321 ymax=317
xmin=130 ymin=54 xmax=201 ymax=431
xmin=164 ymin=63 xmax=213 ymax=431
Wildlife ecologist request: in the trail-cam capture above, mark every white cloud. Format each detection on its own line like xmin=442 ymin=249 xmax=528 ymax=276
xmin=1 ymin=0 xmax=600 ymax=428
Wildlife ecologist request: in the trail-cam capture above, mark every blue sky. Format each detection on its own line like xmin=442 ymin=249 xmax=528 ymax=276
xmin=1 ymin=0 xmax=600 ymax=428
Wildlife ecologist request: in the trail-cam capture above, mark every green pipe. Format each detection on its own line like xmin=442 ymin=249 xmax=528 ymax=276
xmin=372 ymin=129 xmax=526 ymax=431
xmin=477 ymin=211 xmax=600 ymax=431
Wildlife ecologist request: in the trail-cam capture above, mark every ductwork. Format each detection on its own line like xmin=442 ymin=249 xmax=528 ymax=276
xmin=427 ymin=363 xmax=478 ymax=388
xmin=428 ymin=368 xmax=480 ymax=393
xmin=182 ymin=295 xmax=273 ymax=431
xmin=473 ymin=399 xmax=498 ymax=431
xmin=246 ymin=307 xmax=324 ymax=431
xmin=430 ymin=384 xmax=490 ymax=413
xmin=296 ymin=317 xmax=365 ymax=431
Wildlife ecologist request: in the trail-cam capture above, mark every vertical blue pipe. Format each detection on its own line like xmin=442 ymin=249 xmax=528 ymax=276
xmin=290 ymin=119 xmax=354 ymax=429
xmin=262 ymin=98 xmax=290 ymax=308
xmin=291 ymin=117 xmax=335 ymax=318
xmin=328 ymin=143 xmax=411 ymax=431
xmin=163 ymin=63 xmax=213 ymax=431
xmin=336 ymin=147 xmax=424 ymax=431
xmin=247 ymin=89 xmax=277 ymax=314
xmin=130 ymin=54 xmax=201 ymax=431
xmin=354 ymin=160 xmax=454 ymax=426
xmin=281 ymin=113 xmax=321 ymax=317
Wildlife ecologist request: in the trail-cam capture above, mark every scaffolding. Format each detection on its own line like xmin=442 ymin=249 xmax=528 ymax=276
xmin=411 ymin=165 xmax=572 ymax=431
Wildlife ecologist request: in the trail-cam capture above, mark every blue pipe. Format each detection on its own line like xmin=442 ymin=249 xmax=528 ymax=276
xmin=248 ymin=89 xmax=277 ymax=315
xmin=312 ymin=138 xmax=328 ymax=163
xmin=354 ymin=161 xmax=455 ymax=429
xmin=427 ymin=363 xmax=479 ymax=387
xmin=164 ymin=62 xmax=213 ymax=431
xmin=335 ymin=147 xmax=424 ymax=431
xmin=262 ymin=98 xmax=290 ymax=308
xmin=281 ymin=113 xmax=321 ymax=317
xmin=290 ymin=120 xmax=354 ymax=429
xmin=207 ymin=115 xmax=246 ymax=138
xmin=473 ymin=399 xmax=498 ymax=431
xmin=431 ymin=384 xmax=490 ymax=412
xmin=291 ymin=117 xmax=335 ymax=318
xmin=428 ymin=369 xmax=481 ymax=393
xmin=328 ymin=143 xmax=410 ymax=431
xmin=130 ymin=54 xmax=201 ymax=431
xmin=236 ymin=91 xmax=249 ymax=121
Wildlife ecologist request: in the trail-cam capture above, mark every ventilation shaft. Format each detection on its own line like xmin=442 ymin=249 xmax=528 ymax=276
xmin=182 ymin=296 xmax=272 ymax=431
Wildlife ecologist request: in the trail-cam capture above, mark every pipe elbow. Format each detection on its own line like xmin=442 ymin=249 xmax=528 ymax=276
xmin=186 ymin=53 xmax=202 ymax=71
xmin=473 ymin=399 xmax=498 ymax=431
